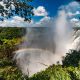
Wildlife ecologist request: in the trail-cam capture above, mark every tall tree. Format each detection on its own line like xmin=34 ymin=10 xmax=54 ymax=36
xmin=0 ymin=0 xmax=33 ymax=22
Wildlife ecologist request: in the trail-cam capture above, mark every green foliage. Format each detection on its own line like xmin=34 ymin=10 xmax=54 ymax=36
xmin=0 ymin=58 xmax=14 ymax=67
xmin=67 ymin=66 xmax=80 ymax=80
xmin=0 ymin=27 xmax=28 ymax=79
xmin=0 ymin=0 xmax=33 ymax=22
xmin=0 ymin=62 xmax=80 ymax=80
xmin=0 ymin=38 xmax=23 ymax=59
xmin=29 ymin=49 xmax=80 ymax=80
xmin=0 ymin=27 xmax=26 ymax=39
xmin=29 ymin=65 xmax=80 ymax=80
xmin=0 ymin=27 xmax=80 ymax=80
xmin=62 ymin=50 xmax=80 ymax=67
xmin=0 ymin=56 xmax=29 ymax=80
xmin=0 ymin=27 xmax=26 ymax=59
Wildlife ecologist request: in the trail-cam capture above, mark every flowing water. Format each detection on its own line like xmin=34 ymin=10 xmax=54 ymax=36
xmin=13 ymin=10 xmax=80 ymax=76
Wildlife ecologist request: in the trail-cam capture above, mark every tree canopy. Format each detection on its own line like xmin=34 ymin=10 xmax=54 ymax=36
xmin=0 ymin=0 xmax=33 ymax=22
xmin=62 ymin=50 xmax=80 ymax=67
xmin=0 ymin=27 xmax=26 ymax=39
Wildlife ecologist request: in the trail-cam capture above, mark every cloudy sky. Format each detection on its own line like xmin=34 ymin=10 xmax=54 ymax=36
xmin=0 ymin=0 xmax=80 ymax=27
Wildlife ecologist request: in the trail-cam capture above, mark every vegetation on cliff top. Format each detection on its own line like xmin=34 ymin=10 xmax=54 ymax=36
xmin=0 ymin=27 xmax=80 ymax=80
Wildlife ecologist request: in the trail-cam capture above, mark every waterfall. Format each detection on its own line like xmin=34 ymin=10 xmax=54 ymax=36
xmin=13 ymin=10 xmax=80 ymax=76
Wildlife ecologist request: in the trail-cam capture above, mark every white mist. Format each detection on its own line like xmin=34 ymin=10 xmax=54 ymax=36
xmin=14 ymin=10 xmax=74 ymax=76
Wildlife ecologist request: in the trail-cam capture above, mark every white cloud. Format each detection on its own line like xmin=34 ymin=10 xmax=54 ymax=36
xmin=40 ymin=16 xmax=50 ymax=22
xmin=67 ymin=12 xmax=74 ymax=17
xmin=0 ymin=5 xmax=50 ymax=27
xmin=76 ymin=11 xmax=80 ymax=15
xmin=29 ymin=16 xmax=52 ymax=27
xmin=35 ymin=16 xmax=51 ymax=26
xmin=59 ymin=1 xmax=80 ymax=26
xmin=70 ymin=18 xmax=79 ymax=22
xmin=12 ymin=16 xmax=24 ymax=22
xmin=66 ymin=1 xmax=80 ymax=12
xmin=0 ymin=16 xmax=33 ymax=27
xmin=60 ymin=1 xmax=80 ymax=17
xmin=0 ymin=1 xmax=80 ymax=27
xmin=0 ymin=1 xmax=5 ymax=6
xmin=64 ymin=1 xmax=80 ymax=26
xmin=0 ymin=16 xmax=52 ymax=27
xmin=67 ymin=11 xmax=80 ymax=17
xmin=33 ymin=6 xmax=48 ymax=16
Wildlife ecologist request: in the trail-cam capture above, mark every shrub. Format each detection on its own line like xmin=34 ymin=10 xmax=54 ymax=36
xmin=0 ymin=38 xmax=23 ymax=59
xmin=62 ymin=50 xmax=80 ymax=67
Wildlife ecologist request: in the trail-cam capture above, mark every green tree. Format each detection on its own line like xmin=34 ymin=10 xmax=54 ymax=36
xmin=0 ymin=27 xmax=26 ymax=39
xmin=0 ymin=27 xmax=26 ymax=59
xmin=0 ymin=38 xmax=23 ymax=59
xmin=62 ymin=50 xmax=80 ymax=67
xmin=0 ymin=0 xmax=33 ymax=22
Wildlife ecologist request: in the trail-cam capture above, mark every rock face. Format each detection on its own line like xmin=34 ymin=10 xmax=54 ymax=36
xmin=72 ymin=29 xmax=80 ymax=51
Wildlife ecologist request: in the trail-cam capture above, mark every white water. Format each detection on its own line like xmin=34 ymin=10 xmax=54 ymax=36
xmin=13 ymin=10 xmax=80 ymax=76
xmin=14 ymin=48 xmax=55 ymax=76
xmin=71 ymin=30 xmax=80 ymax=51
xmin=54 ymin=10 xmax=73 ymax=56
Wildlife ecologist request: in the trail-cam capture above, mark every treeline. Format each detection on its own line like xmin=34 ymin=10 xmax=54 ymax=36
xmin=0 ymin=27 xmax=80 ymax=80
xmin=0 ymin=27 xmax=26 ymax=40
xmin=0 ymin=27 xmax=26 ymax=59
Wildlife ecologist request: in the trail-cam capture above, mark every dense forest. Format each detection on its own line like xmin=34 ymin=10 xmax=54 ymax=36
xmin=0 ymin=27 xmax=80 ymax=80
xmin=0 ymin=27 xmax=27 ymax=80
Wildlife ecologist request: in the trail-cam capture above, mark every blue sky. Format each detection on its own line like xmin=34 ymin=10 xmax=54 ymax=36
xmin=31 ymin=0 xmax=80 ymax=24
xmin=31 ymin=0 xmax=75 ymax=22
xmin=0 ymin=0 xmax=80 ymax=27
xmin=32 ymin=0 xmax=73 ymax=17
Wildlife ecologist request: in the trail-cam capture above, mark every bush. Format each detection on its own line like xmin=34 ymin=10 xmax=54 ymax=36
xmin=62 ymin=50 xmax=80 ymax=67
xmin=0 ymin=38 xmax=23 ymax=59
xmin=0 ymin=66 xmax=26 ymax=80
xmin=0 ymin=58 xmax=29 ymax=80
xmin=29 ymin=65 xmax=80 ymax=80
xmin=30 ymin=65 xmax=71 ymax=80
